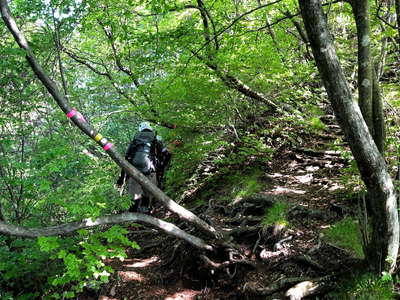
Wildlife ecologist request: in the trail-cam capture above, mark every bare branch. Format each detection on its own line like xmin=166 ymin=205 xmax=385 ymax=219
xmin=0 ymin=213 xmax=213 ymax=251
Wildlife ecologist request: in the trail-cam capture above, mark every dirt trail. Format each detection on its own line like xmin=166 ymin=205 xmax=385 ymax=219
xmin=80 ymin=107 xmax=358 ymax=300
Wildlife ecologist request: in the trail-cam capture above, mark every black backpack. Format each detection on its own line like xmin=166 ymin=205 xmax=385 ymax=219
xmin=125 ymin=131 xmax=156 ymax=175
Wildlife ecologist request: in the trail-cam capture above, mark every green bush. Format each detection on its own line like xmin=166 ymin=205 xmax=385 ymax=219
xmin=0 ymin=226 xmax=139 ymax=299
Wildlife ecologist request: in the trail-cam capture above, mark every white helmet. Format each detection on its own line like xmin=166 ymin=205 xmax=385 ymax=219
xmin=138 ymin=121 xmax=152 ymax=132
xmin=156 ymin=135 xmax=162 ymax=142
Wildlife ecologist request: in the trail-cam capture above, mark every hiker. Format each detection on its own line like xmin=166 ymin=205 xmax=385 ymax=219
xmin=155 ymin=135 xmax=171 ymax=190
xmin=116 ymin=122 xmax=162 ymax=213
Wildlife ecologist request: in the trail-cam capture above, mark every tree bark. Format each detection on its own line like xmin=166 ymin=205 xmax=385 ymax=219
xmin=396 ymin=0 xmax=400 ymax=46
xmin=351 ymin=0 xmax=373 ymax=134
xmin=299 ymin=0 xmax=399 ymax=273
xmin=351 ymin=0 xmax=386 ymax=153
xmin=372 ymin=67 xmax=385 ymax=153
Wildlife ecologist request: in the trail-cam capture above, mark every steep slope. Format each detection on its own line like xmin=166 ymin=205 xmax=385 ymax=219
xmin=80 ymin=103 xmax=366 ymax=300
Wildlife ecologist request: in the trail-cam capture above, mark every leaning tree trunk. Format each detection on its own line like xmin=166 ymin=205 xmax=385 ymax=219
xmin=299 ymin=0 xmax=399 ymax=273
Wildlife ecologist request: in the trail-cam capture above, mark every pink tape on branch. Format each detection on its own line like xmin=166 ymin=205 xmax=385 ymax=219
xmin=66 ymin=109 xmax=77 ymax=118
xmin=76 ymin=111 xmax=87 ymax=123
xmin=103 ymin=143 xmax=113 ymax=151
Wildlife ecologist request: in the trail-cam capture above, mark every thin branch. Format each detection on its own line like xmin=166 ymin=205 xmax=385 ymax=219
xmin=0 ymin=213 xmax=213 ymax=251
xmin=191 ymin=0 xmax=283 ymax=58
xmin=63 ymin=48 xmax=136 ymax=104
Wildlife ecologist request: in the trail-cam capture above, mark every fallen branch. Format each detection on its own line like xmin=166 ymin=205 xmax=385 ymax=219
xmin=0 ymin=213 xmax=213 ymax=251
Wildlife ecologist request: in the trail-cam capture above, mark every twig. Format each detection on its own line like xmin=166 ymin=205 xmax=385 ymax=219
xmin=293 ymin=254 xmax=324 ymax=271
xmin=252 ymin=230 xmax=263 ymax=254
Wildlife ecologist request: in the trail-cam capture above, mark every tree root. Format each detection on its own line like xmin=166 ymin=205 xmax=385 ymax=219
xmin=244 ymin=275 xmax=332 ymax=296
xmin=285 ymin=277 xmax=332 ymax=300
xmin=200 ymin=252 xmax=256 ymax=272
xmin=292 ymin=254 xmax=324 ymax=271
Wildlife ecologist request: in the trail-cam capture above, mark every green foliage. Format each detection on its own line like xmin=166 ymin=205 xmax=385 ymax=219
xmin=323 ymin=217 xmax=364 ymax=259
xmin=262 ymin=202 xmax=290 ymax=226
xmin=226 ymin=134 xmax=275 ymax=166
xmin=329 ymin=272 xmax=395 ymax=300
xmin=1 ymin=0 xmax=400 ymax=297
xmin=0 ymin=237 xmax=57 ymax=298
xmin=42 ymin=226 xmax=137 ymax=298
xmin=227 ymin=169 xmax=264 ymax=201
xmin=0 ymin=226 xmax=138 ymax=299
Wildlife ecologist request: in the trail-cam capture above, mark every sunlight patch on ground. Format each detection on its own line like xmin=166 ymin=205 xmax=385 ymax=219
xmin=118 ymin=270 xmax=146 ymax=282
xmin=124 ymin=256 xmax=159 ymax=268
xmin=272 ymin=186 xmax=306 ymax=194
xmin=328 ymin=183 xmax=344 ymax=191
xmin=294 ymin=174 xmax=313 ymax=183
xmin=164 ymin=289 xmax=202 ymax=300
xmin=306 ymin=166 xmax=320 ymax=172
xmin=267 ymin=172 xmax=285 ymax=178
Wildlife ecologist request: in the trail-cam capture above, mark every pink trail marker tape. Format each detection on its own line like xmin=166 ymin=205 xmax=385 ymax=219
xmin=66 ymin=109 xmax=77 ymax=118
xmin=76 ymin=111 xmax=87 ymax=123
xmin=103 ymin=143 xmax=113 ymax=151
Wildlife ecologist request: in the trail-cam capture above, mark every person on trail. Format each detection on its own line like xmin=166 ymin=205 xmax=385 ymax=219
xmin=155 ymin=135 xmax=171 ymax=190
xmin=116 ymin=122 xmax=162 ymax=213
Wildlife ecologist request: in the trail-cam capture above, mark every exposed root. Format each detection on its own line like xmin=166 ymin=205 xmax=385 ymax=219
xmin=244 ymin=276 xmax=313 ymax=296
xmin=244 ymin=275 xmax=332 ymax=296
xmin=292 ymin=254 xmax=325 ymax=271
xmin=285 ymin=277 xmax=332 ymax=300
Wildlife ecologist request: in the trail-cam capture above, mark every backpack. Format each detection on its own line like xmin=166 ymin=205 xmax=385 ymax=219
xmin=126 ymin=131 xmax=157 ymax=175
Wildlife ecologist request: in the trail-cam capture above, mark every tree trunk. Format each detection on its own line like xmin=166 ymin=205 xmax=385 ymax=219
xmin=396 ymin=0 xmax=400 ymax=47
xmin=351 ymin=0 xmax=386 ymax=153
xmin=299 ymin=0 xmax=399 ymax=273
xmin=372 ymin=67 xmax=385 ymax=153
xmin=351 ymin=0 xmax=373 ymax=134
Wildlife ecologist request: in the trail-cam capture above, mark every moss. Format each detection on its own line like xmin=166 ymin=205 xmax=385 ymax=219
xmin=232 ymin=173 xmax=263 ymax=200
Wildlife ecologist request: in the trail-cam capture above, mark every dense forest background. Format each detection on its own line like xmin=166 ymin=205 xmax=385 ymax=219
xmin=0 ymin=0 xmax=400 ymax=299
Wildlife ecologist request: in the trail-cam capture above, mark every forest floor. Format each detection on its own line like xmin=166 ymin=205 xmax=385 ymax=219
xmin=79 ymin=105 xmax=367 ymax=300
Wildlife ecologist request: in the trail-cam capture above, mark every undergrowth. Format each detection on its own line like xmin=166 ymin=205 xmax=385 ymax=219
xmin=323 ymin=217 xmax=364 ymax=259
xmin=262 ymin=202 xmax=290 ymax=226
xmin=329 ymin=272 xmax=395 ymax=300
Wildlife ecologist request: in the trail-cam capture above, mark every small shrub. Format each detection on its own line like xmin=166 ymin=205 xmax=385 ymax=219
xmin=323 ymin=217 xmax=364 ymax=258
xmin=262 ymin=202 xmax=290 ymax=226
